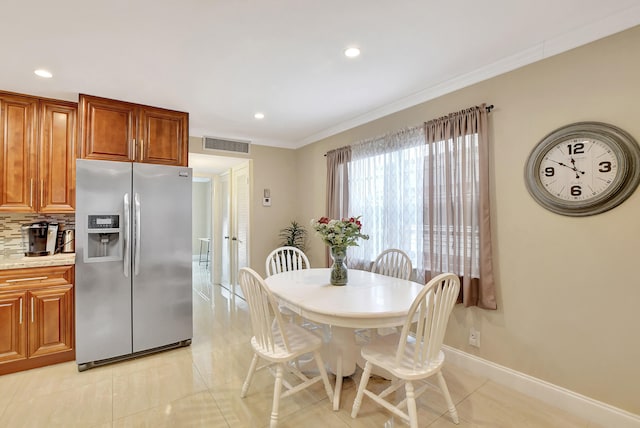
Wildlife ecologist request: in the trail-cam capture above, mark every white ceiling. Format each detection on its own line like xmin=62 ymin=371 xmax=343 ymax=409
xmin=1 ymin=1 xmax=639 ymax=149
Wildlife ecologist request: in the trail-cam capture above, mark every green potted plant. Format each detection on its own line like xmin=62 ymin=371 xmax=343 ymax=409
xmin=279 ymin=220 xmax=308 ymax=251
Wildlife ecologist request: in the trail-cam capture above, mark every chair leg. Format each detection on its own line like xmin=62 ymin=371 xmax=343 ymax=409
xmin=436 ymin=371 xmax=459 ymax=424
xmin=241 ymin=353 xmax=259 ymax=398
xmin=333 ymin=354 xmax=343 ymax=411
xmin=270 ymin=364 xmax=284 ymax=428
xmin=313 ymin=350 xmax=334 ymax=402
xmin=405 ymin=381 xmax=418 ymax=428
xmin=351 ymin=360 xmax=372 ymax=418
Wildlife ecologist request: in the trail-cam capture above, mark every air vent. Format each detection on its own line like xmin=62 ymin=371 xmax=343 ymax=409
xmin=202 ymin=136 xmax=250 ymax=154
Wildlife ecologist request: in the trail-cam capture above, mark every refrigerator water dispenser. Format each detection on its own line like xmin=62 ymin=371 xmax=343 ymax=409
xmin=85 ymin=214 xmax=122 ymax=261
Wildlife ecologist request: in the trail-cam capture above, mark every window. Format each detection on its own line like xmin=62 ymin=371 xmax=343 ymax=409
xmin=345 ymin=127 xmax=480 ymax=283
xmin=327 ymin=105 xmax=495 ymax=308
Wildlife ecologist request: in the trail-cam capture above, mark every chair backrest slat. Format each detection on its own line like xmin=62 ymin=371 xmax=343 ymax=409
xmin=265 ymin=246 xmax=310 ymax=277
xmin=395 ymin=273 xmax=460 ymax=368
xmin=239 ymin=267 xmax=290 ymax=353
xmin=371 ymin=248 xmax=413 ymax=280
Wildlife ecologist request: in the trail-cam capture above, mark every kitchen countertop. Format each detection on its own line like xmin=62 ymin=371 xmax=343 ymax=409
xmin=0 ymin=253 xmax=76 ymax=270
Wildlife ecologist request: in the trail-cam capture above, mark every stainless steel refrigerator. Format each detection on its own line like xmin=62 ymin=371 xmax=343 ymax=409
xmin=75 ymin=159 xmax=192 ymax=371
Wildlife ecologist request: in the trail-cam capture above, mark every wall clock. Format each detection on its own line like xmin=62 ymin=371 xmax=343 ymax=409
xmin=525 ymin=122 xmax=640 ymax=216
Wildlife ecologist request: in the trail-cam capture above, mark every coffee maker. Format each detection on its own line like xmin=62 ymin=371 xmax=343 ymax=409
xmin=21 ymin=222 xmax=58 ymax=257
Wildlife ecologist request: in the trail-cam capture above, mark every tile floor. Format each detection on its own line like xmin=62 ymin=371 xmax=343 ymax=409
xmin=0 ymin=263 xmax=599 ymax=427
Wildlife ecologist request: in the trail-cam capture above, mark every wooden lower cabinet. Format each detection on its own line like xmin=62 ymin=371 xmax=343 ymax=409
xmin=0 ymin=265 xmax=74 ymax=375
xmin=0 ymin=291 xmax=27 ymax=364
xmin=28 ymin=285 xmax=73 ymax=357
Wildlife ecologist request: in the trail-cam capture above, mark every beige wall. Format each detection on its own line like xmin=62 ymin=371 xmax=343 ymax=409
xmin=248 ymin=144 xmax=299 ymax=277
xmin=294 ymin=26 xmax=640 ymax=414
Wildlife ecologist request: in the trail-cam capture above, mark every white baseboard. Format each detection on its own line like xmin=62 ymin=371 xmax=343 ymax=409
xmin=442 ymin=345 xmax=640 ymax=428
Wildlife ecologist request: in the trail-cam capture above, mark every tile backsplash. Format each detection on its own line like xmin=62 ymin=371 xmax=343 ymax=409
xmin=0 ymin=213 xmax=75 ymax=257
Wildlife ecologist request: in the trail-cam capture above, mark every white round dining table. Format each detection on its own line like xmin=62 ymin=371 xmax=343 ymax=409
xmin=264 ymin=267 xmax=424 ymax=410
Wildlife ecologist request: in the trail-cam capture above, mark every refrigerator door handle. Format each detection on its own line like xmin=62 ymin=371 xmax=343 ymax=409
xmin=134 ymin=193 xmax=141 ymax=276
xmin=123 ymin=193 xmax=131 ymax=277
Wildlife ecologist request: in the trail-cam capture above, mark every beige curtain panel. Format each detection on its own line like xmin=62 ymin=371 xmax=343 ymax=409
xmin=424 ymin=104 xmax=496 ymax=309
xmin=324 ymin=146 xmax=352 ymax=265
xmin=326 ymin=146 xmax=351 ymax=220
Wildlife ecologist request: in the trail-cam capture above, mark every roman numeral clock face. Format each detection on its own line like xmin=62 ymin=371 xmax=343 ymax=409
xmin=525 ymin=122 xmax=640 ymax=216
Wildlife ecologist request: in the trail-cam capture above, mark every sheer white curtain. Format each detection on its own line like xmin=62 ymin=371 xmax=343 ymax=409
xmin=347 ymin=126 xmax=426 ymax=281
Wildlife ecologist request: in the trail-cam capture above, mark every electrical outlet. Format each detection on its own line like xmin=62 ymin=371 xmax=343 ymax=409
xmin=469 ymin=328 xmax=480 ymax=347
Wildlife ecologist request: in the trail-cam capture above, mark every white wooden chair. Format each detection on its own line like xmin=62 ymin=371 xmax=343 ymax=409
xmin=265 ymin=246 xmax=310 ymax=276
xmin=371 ymin=248 xmax=413 ymax=280
xmin=265 ymin=246 xmax=309 ymax=320
xmin=351 ymin=273 xmax=461 ymax=428
xmin=238 ymin=267 xmax=334 ymax=428
xmin=365 ymin=248 xmax=414 ymax=338
xmin=265 ymin=246 xmax=325 ymax=333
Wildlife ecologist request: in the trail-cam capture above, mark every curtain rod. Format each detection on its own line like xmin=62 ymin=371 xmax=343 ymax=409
xmin=323 ymin=104 xmax=494 ymax=156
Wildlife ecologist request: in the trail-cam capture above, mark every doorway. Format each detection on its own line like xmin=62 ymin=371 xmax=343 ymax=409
xmin=192 ymin=177 xmax=211 ymax=266
xmin=190 ymin=153 xmax=250 ymax=296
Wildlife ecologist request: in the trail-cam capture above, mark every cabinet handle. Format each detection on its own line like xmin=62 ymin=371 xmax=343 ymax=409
xmin=19 ymin=297 xmax=23 ymax=324
xmin=132 ymin=138 xmax=136 ymax=161
xmin=30 ymin=179 xmax=33 ymax=207
xmin=6 ymin=276 xmax=48 ymax=283
xmin=41 ymin=180 xmax=44 ymax=206
xmin=141 ymin=139 xmax=144 ymax=160
xmin=31 ymin=297 xmax=34 ymax=323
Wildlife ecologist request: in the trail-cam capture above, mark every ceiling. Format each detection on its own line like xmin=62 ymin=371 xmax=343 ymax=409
xmin=1 ymin=1 xmax=639 ymax=150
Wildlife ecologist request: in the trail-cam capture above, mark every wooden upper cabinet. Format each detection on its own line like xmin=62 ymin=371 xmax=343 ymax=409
xmin=0 ymin=91 xmax=76 ymax=213
xmin=38 ymin=100 xmax=76 ymax=212
xmin=0 ymin=93 xmax=38 ymax=212
xmin=79 ymin=94 xmax=136 ymax=162
xmin=139 ymin=106 xmax=188 ymax=166
xmin=79 ymin=94 xmax=188 ymax=166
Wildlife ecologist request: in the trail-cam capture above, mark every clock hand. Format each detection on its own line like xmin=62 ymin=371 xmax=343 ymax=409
xmin=569 ymin=157 xmax=586 ymax=176
xmin=547 ymin=159 xmax=574 ymax=170
xmin=548 ymin=158 xmax=585 ymax=179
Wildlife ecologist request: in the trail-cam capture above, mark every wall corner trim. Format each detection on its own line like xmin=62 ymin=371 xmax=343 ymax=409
xmin=442 ymin=345 xmax=640 ymax=427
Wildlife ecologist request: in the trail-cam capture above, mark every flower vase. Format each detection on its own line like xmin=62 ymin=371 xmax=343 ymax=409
xmin=330 ymin=246 xmax=348 ymax=286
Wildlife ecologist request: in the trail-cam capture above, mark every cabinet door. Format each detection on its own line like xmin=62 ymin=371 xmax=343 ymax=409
xmin=28 ymin=285 xmax=73 ymax=358
xmin=0 ymin=291 xmax=28 ymax=363
xmin=0 ymin=93 xmax=38 ymax=212
xmin=139 ymin=106 xmax=188 ymax=166
xmin=79 ymin=94 xmax=136 ymax=162
xmin=38 ymin=100 xmax=77 ymax=212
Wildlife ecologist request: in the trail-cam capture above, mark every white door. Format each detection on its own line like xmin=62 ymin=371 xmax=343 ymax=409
xmin=219 ymin=172 xmax=231 ymax=288
xmin=217 ymin=162 xmax=250 ymax=294
xmin=231 ymin=163 xmax=250 ymax=289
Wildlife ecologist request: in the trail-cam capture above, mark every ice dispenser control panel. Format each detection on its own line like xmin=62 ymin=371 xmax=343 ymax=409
xmin=88 ymin=215 xmax=119 ymax=229
xmin=85 ymin=214 xmax=122 ymax=262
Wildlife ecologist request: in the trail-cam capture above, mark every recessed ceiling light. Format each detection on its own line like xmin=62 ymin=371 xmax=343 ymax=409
xmin=344 ymin=47 xmax=360 ymax=58
xmin=254 ymin=112 xmax=265 ymax=119
xmin=34 ymin=69 xmax=53 ymax=78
